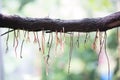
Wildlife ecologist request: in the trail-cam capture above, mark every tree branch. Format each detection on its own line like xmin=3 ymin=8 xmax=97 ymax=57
xmin=0 ymin=11 xmax=120 ymax=32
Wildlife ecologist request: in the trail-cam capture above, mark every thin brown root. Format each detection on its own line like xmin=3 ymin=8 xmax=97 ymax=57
xmin=76 ymin=32 xmax=80 ymax=48
xmin=20 ymin=31 xmax=26 ymax=58
xmin=33 ymin=32 xmax=37 ymax=43
xmin=1 ymin=29 xmax=14 ymax=36
xmin=84 ymin=33 xmax=89 ymax=48
xmin=13 ymin=30 xmax=15 ymax=47
xmin=61 ymin=27 xmax=65 ymax=53
xmin=41 ymin=30 xmax=45 ymax=54
xmin=55 ymin=31 xmax=59 ymax=55
xmin=60 ymin=32 xmax=63 ymax=53
xmin=98 ymin=32 xmax=105 ymax=64
xmin=43 ymin=56 xmax=49 ymax=76
xmin=26 ymin=31 xmax=30 ymax=42
xmin=92 ymin=30 xmax=99 ymax=50
xmin=47 ymin=33 xmax=51 ymax=48
xmin=16 ymin=30 xmax=20 ymax=38
xmin=5 ymin=28 xmax=10 ymax=53
xmin=68 ymin=33 xmax=74 ymax=75
xmin=104 ymin=32 xmax=110 ymax=80
xmin=46 ymin=33 xmax=53 ymax=64
xmin=14 ymin=30 xmax=19 ymax=57
xmin=36 ymin=32 xmax=41 ymax=51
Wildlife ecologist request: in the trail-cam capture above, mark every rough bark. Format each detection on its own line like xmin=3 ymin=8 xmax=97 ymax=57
xmin=0 ymin=11 xmax=120 ymax=32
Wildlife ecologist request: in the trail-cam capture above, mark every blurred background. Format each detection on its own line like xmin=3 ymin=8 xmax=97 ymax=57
xmin=0 ymin=0 xmax=120 ymax=80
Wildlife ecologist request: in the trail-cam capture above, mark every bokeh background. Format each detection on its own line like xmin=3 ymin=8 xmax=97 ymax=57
xmin=0 ymin=0 xmax=120 ymax=80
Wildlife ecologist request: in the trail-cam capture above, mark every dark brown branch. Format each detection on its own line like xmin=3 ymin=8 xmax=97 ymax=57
xmin=0 ymin=11 xmax=120 ymax=32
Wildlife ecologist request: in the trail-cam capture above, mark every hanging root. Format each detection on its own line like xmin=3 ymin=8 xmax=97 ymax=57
xmin=61 ymin=27 xmax=65 ymax=54
xmin=36 ymin=32 xmax=41 ymax=51
xmin=104 ymin=32 xmax=110 ymax=80
xmin=43 ymin=33 xmax=53 ymax=76
xmin=92 ymin=30 xmax=99 ymax=50
xmin=13 ymin=30 xmax=15 ymax=47
xmin=41 ymin=30 xmax=45 ymax=54
xmin=41 ymin=30 xmax=49 ymax=75
xmin=16 ymin=30 xmax=20 ymax=39
xmin=13 ymin=30 xmax=19 ymax=57
xmin=63 ymin=27 xmax=65 ymax=52
xmin=33 ymin=32 xmax=37 ymax=43
xmin=98 ymin=32 xmax=105 ymax=64
xmin=84 ymin=33 xmax=90 ymax=48
xmin=76 ymin=32 xmax=80 ymax=48
xmin=20 ymin=31 xmax=26 ymax=58
xmin=1 ymin=29 xmax=14 ymax=36
xmin=55 ymin=31 xmax=59 ymax=55
xmin=5 ymin=28 xmax=10 ymax=53
xmin=26 ymin=31 xmax=30 ymax=42
xmin=46 ymin=33 xmax=53 ymax=64
xmin=47 ymin=33 xmax=51 ymax=48
xmin=20 ymin=40 xmax=24 ymax=58
xmin=68 ymin=33 xmax=74 ymax=77
xmin=60 ymin=31 xmax=63 ymax=53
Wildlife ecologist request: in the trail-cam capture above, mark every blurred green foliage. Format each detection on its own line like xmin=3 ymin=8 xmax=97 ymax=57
xmin=107 ymin=29 xmax=118 ymax=50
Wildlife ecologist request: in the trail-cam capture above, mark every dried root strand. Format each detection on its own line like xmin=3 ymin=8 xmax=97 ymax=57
xmin=99 ymin=31 xmax=103 ymax=48
xmin=76 ymin=32 xmax=80 ymax=48
xmin=26 ymin=31 xmax=30 ymax=42
xmin=92 ymin=30 xmax=99 ymax=50
xmin=13 ymin=30 xmax=15 ymax=47
xmin=60 ymin=31 xmax=64 ymax=53
xmin=41 ymin=30 xmax=45 ymax=54
xmin=0 ymin=29 xmax=14 ymax=36
xmin=14 ymin=30 xmax=19 ymax=57
xmin=98 ymin=32 xmax=105 ymax=62
xmin=84 ymin=33 xmax=90 ymax=48
xmin=20 ymin=31 xmax=26 ymax=58
xmin=16 ymin=30 xmax=20 ymax=38
xmin=43 ymin=33 xmax=53 ymax=76
xmin=47 ymin=33 xmax=51 ymax=48
xmin=61 ymin=27 xmax=65 ymax=53
xmin=5 ymin=28 xmax=10 ymax=53
xmin=97 ymin=32 xmax=110 ymax=80
xmin=33 ymin=32 xmax=37 ymax=43
xmin=46 ymin=33 xmax=53 ymax=64
xmin=20 ymin=40 xmax=24 ymax=58
xmin=36 ymin=32 xmax=41 ymax=51
xmin=56 ymin=31 xmax=60 ymax=45
xmin=55 ymin=31 xmax=59 ymax=54
xmin=44 ymin=57 xmax=49 ymax=76
xmin=104 ymin=32 xmax=110 ymax=80
xmin=68 ymin=33 xmax=74 ymax=75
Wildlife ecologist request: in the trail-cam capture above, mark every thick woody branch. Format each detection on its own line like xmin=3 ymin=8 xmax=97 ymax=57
xmin=0 ymin=11 xmax=120 ymax=32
